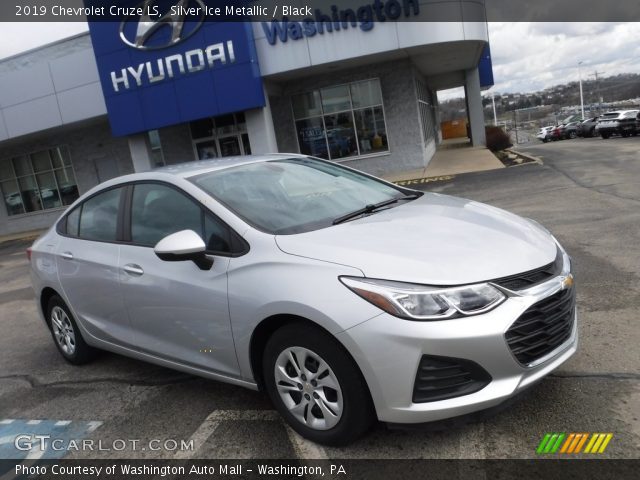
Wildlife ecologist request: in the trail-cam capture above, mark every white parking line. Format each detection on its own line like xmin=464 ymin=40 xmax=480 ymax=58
xmin=54 ymin=420 xmax=72 ymax=426
xmin=0 ymin=419 xmax=15 ymax=424
xmin=174 ymin=409 xmax=328 ymax=460
xmin=26 ymin=420 xmax=42 ymax=425
xmin=174 ymin=410 xmax=279 ymax=460
xmin=284 ymin=425 xmax=328 ymax=460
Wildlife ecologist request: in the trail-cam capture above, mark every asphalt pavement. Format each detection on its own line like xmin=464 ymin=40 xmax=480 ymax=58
xmin=0 ymin=136 xmax=638 ymax=461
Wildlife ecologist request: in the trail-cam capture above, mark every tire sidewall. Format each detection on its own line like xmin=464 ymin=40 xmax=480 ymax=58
xmin=263 ymin=324 xmax=374 ymax=446
xmin=47 ymin=296 xmax=94 ymax=364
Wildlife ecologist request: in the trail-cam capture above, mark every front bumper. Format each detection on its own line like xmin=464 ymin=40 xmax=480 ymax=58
xmin=336 ymin=253 xmax=577 ymax=424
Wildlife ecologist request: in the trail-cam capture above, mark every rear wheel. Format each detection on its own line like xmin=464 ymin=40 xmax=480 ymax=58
xmin=569 ymin=131 xmax=577 ymax=139
xmin=263 ymin=324 xmax=375 ymax=446
xmin=601 ymin=132 xmax=610 ymax=139
xmin=47 ymin=295 xmax=97 ymax=365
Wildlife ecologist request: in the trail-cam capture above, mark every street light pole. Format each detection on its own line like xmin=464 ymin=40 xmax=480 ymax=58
xmin=491 ymin=91 xmax=497 ymax=126
xmin=578 ymin=61 xmax=585 ymax=120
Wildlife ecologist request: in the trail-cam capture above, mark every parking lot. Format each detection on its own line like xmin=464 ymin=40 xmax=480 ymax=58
xmin=0 ymin=137 xmax=638 ymax=461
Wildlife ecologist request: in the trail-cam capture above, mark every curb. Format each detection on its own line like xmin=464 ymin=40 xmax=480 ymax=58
xmin=506 ymin=148 xmax=544 ymax=166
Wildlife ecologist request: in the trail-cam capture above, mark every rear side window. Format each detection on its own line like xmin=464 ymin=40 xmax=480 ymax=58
xmin=131 ymin=184 xmax=202 ymax=247
xmin=78 ymin=188 xmax=122 ymax=242
xmin=66 ymin=207 xmax=80 ymax=237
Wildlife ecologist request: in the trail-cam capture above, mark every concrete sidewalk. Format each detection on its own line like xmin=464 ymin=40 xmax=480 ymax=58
xmin=383 ymin=145 xmax=504 ymax=183
xmin=0 ymin=229 xmax=44 ymax=246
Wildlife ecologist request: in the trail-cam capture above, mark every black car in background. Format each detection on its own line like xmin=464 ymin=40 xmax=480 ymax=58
xmin=577 ymin=116 xmax=599 ymax=137
xmin=558 ymin=121 xmax=580 ymax=139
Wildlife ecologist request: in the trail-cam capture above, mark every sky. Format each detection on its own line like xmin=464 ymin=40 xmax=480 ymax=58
xmin=2 ymin=22 xmax=640 ymax=100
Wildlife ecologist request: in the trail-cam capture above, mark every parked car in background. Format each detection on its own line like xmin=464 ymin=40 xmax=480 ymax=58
xmin=536 ymin=126 xmax=555 ymax=143
xmin=596 ymin=110 xmax=640 ymax=139
xmin=559 ymin=121 xmax=579 ymax=139
xmin=577 ymin=116 xmax=599 ymax=137
xmin=549 ymin=125 xmax=564 ymax=141
xmin=28 ymin=154 xmax=577 ymax=445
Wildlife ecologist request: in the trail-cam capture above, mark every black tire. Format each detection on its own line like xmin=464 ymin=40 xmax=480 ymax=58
xmin=601 ymin=133 xmax=610 ymax=139
xmin=263 ymin=323 xmax=375 ymax=446
xmin=47 ymin=295 xmax=97 ymax=365
xmin=569 ymin=131 xmax=577 ymax=139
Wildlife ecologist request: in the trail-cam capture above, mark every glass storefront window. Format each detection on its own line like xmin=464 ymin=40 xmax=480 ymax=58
xmin=354 ymin=106 xmax=388 ymax=154
xmin=292 ymin=91 xmax=323 ymax=118
xmin=323 ymin=112 xmax=358 ymax=159
xmin=296 ymin=118 xmax=328 ymax=159
xmin=0 ymin=146 xmax=79 ymax=216
xmin=320 ymin=85 xmax=351 ymax=114
xmin=196 ymin=140 xmax=219 ymax=159
xmin=350 ymin=80 xmax=383 ymax=109
xmin=292 ymin=79 xmax=389 ymax=160
xmin=190 ymin=118 xmax=214 ymax=139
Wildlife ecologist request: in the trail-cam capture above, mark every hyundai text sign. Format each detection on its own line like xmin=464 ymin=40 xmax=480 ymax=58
xmin=86 ymin=0 xmax=264 ymax=137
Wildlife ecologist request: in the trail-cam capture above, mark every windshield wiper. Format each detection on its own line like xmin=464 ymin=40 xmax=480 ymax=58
xmin=332 ymin=193 xmax=422 ymax=225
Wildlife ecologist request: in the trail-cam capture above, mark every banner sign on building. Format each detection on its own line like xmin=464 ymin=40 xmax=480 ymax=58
xmin=85 ymin=0 xmax=265 ymax=136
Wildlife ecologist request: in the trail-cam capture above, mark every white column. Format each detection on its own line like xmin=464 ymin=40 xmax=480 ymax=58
xmin=128 ymin=133 xmax=153 ymax=172
xmin=465 ymin=67 xmax=487 ymax=147
xmin=245 ymin=86 xmax=278 ymax=154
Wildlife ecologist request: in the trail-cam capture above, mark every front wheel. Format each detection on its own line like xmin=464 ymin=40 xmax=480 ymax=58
xmin=263 ymin=324 xmax=375 ymax=446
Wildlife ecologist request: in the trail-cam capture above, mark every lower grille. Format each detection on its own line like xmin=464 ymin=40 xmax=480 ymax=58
xmin=506 ymin=287 xmax=575 ymax=365
xmin=412 ymin=355 xmax=492 ymax=403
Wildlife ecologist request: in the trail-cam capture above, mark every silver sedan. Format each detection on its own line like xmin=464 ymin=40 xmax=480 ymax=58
xmin=29 ymin=154 xmax=577 ymax=445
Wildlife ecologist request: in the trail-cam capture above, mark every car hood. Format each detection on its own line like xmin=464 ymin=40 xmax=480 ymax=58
xmin=275 ymin=193 xmax=558 ymax=285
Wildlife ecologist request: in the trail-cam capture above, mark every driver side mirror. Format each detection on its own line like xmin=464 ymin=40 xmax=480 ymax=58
xmin=154 ymin=230 xmax=213 ymax=270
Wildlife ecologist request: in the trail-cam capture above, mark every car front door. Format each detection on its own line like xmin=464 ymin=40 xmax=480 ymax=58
xmin=56 ymin=186 xmax=135 ymax=347
xmin=118 ymin=182 xmax=239 ymax=376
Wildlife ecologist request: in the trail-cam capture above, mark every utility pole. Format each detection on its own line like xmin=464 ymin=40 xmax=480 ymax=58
xmin=491 ymin=91 xmax=497 ymax=126
xmin=590 ymin=71 xmax=605 ymax=114
xmin=578 ymin=61 xmax=585 ymax=120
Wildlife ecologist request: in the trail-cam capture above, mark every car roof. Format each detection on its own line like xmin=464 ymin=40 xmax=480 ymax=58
xmin=153 ymin=153 xmax=308 ymax=178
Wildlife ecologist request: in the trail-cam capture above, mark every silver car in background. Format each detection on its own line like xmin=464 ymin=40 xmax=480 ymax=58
xmin=29 ymin=154 xmax=577 ymax=445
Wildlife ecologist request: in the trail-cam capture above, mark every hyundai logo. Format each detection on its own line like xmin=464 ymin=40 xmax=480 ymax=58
xmin=119 ymin=0 xmax=206 ymax=51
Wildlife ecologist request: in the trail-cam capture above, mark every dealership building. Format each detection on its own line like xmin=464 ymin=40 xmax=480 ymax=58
xmin=0 ymin=0 xmax=493 ymax=236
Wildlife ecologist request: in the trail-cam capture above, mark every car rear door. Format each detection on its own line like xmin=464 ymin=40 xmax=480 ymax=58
xmin=56 ymin=186 xmax=134 ymax=347
xmin=117 ymin=181 xmax=240 ymax=376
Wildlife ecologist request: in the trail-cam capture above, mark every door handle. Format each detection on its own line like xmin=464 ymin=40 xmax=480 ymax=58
xmin=123 ymin=264 xmax=144 ymax=276
xmin=60 ymin=252 xmax=74 ymax=260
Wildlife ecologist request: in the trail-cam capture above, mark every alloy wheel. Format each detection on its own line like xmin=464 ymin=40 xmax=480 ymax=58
xmin=51 ymin=306 xmax=76 ymax=356
xmin=274 ymin=346 xmax=343 ymax=430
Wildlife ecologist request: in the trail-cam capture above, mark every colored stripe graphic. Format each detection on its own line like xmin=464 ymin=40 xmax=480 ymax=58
xmin=584 ymin=433 xmax=614 ymax=454
xmin=536 ymin=433 xmax=565 ymax=454
xmin=538 ymin=433 xmax=613 ymax=454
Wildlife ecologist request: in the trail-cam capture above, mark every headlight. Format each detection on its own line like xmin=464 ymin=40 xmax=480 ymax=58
xmin=340 ymin=277 xmax=506 ymax=321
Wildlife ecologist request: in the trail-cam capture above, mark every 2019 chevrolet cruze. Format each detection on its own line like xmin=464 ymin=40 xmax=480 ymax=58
xmin=29 ymin=154 xmax=577 ymax=445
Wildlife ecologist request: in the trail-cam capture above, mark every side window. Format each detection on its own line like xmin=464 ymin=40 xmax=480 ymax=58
xmin=130 ymin=183 xmax=202 ymax=247
xmin=78 ymin=188 xmax=122 ymax=241
xmin=66 ymin=206 xmax=80 ymax=237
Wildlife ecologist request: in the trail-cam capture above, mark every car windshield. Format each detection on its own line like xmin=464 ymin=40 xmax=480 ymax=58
xmin=190 ymin=157 xmax=410 ymax=234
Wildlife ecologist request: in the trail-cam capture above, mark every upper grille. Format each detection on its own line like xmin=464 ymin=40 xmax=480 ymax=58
xmin=413 ymin=354 xmax=491 ymax=403
xmin=492 ymin=248 xmax=563 ymax=291
xmin=505 ymin=287 xmax=575 ymax=366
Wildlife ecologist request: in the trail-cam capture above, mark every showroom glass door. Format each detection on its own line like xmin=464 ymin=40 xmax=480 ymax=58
xmin=190 ymin=113 xmax=251 ymax=160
